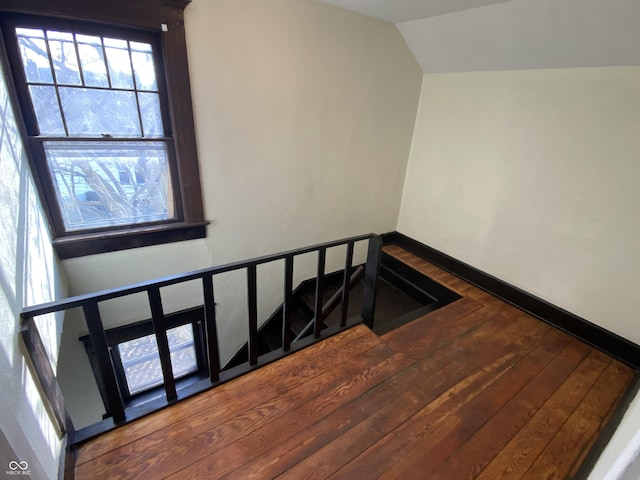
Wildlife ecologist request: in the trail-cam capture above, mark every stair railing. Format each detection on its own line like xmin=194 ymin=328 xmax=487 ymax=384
xmin=292 ymin=264 xmax=365 ymax=343
xmin=20 ymin=233 xmax=382 ymax=444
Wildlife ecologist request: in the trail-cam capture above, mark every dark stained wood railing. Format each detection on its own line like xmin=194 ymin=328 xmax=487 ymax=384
xmin=313 ymin=248 xmax=326 ymax=339
xmin=202 ymin=274 xmax=220 ymax=381
xmin=293 ymin=265 xmax=365 ymax=343
xmin=20 ymin=234 xmax=382 ymax=445
xmin=282 ymin=255 xmax=294 ymax=352
xmin=341 ymin=241 xmax=355 ymax=327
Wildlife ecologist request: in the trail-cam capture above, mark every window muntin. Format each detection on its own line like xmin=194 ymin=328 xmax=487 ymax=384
xmin=1 ymin=5 xmax=207 ymax=258
xmin=16 ymin=27 xmax=164 ymax=138
xmin=117 ymin=324 xmax=198 ymax=396
xmin=13 ymin=21 xmax=180 ymax=234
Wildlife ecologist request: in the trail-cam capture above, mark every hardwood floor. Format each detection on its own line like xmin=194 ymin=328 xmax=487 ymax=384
xmin=74 ymin=245 xmax=635 ymax=479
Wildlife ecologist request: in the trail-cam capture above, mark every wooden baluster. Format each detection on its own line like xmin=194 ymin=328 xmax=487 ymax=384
xmin=83 ymin=302 xmax=126 ymax=423
xmin=202 ymin=274 xmax=220 ymax=382
xmin=314 ymin=248 xmax=326 ymax=338
xmin=341 ymin=241 xmax=355 ymax=327
xmin=247 ymin=265 xmax=258 ymax=365
xmin=148 ymin=287 xmax=177 ymax=402
xmin=361 ymin=235 xmax=382 ymax=329
xmin=283 ymin=255 xmax=294 ymax=352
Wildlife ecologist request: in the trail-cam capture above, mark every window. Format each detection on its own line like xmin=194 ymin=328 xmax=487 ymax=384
xmin=115 ymin=324 xmax=199 ymax=397
xmin=0 ymin=1 xmax=206 ymax=258
xmin=16 ymin=24 xmax=176 ymax=231
xmin=80 ymin=311 xmax=207 ymax=411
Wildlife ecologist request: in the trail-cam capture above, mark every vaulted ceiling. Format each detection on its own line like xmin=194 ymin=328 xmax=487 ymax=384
xmin=314 ymin=0 xmax=513 ymax=23
xmin=316 ymin=0 xmax=640 ymax=73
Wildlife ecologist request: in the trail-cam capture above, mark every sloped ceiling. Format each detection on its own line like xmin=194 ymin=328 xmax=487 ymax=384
xmin=314 ymin=0 xmax=513 ymax=23
xmin=316 ymin=0 xmax=640 ymax=73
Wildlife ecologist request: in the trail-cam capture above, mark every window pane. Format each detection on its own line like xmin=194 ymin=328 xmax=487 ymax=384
xmin=130 ymin=42 xmax=157 ymax=91
xmin=59 ymin=87 xmax=141 ymax=137
xmin=29 ymin=86 xmax=65 ymax=135
xmin=76 ymin=34 xmax=109 ymax=88
xmin=47 ymin=31 xmax=82 ymax=85
xmin=17 ymin=29 xmax=54 ymax=84
xmin=139 ymin=92 xmax=163 ymax=137
xmin=118 ymin=334 xmax=162 ymax=395
xmin=167 ymin=325 xmax=198 ymax=377
xmin=43 ymin=140 xmax=175 ymax=231
xmin=104 ymin=38 xmax=128 ymax=49
xmin=104 ymin=39 xmax=134 ymax=89
xmin=16 ymin=27 xmax=45 ymax=38
xmin=118 ymin=324 xmax=197 ymax=395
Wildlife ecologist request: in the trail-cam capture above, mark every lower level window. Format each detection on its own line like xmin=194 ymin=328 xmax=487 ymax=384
xmin=80 ymin=316 xmax=206 ymax=414
xmin=116 ymin=324 xmax=198 ymax=396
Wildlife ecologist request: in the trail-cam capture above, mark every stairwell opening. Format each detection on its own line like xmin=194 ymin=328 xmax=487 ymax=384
xmin=223 ymin=251 xmax=461 ymax=369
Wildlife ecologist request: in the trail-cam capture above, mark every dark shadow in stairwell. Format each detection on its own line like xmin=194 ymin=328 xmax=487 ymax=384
xmin=223 ymin=251 xmax=461 ymax=369
xmin=370 ymin=252 xmax=461 ymax=335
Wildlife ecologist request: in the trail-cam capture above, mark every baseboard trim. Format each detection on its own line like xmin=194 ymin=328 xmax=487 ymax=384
xmin=381 ymin=231 xmax=640 ymax=370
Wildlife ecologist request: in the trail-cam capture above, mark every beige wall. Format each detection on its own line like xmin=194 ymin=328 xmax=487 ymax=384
xmin=61 ymin=0 xmax=421 ymax=307
xmin=185 ymin=0 xmax=421 ymax=260
xmin=61 ymin=0 xmax=421 ymax=334
xmin=57 ymin=0 xmax=422 ymax=427
xmin=399 ymin=67 xmax=640 ymax=345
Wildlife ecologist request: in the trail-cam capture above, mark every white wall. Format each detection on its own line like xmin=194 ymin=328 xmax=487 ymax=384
xmin=589 ymin=390 xmax=640 ymax=480
xmin=57 ymin=0 xmax=422 ymax=427
xmin=0 ymin=54 xmax=68 ymax=479
xmin=398 ymin=67 xmax=640 ymax=480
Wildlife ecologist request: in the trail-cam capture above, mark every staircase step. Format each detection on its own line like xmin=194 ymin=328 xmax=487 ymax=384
xmin=290 ymin=310 xmax=312 ymax=336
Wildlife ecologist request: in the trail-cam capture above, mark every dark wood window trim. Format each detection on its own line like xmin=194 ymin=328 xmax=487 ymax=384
xmin=0 ymin=0 xmax=207 ymax=259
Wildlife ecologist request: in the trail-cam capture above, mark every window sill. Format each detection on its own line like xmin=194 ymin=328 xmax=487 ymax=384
xmin=53 ymin=221 xmax=209 ymax=259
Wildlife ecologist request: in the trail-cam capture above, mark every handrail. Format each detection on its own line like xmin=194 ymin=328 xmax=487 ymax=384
xmin=21 ymin=234 xmax=379 ymax=318
xmin=20 ymin=233 xmax=382 ymax=444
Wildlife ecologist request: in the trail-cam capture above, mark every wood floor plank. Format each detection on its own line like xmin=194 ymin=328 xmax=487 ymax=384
xmin=83 ymin=342 xmax=396 ymax=480
xmin=75 ymin=324 xmax=374 ymax=465
xmin=427 ymin=338 xmax=592 ymax=480
xmin=382 ymin=297 xmax=496 ymax=360
xmin=81 ymin=341 xmax=398 ymax=479
xmin=220 ymin=363 xmax=426 ymax=480
xmin=164 ymin=351 xmax=414 ymax=480
xmin=75 ymin=246 xmax=636 ymax=480
xmin=326 ymin=320 xmax=557 ymax=479
xmin=568 ymin=360 xmax=635 ymax=478
xmin=475 ymin=348 xmax=612 ymax=480
xmin=357 ymin=326 xmax=570 ymax=480
xmin=223 ymin=306 xmax=544 ymax=479
xmin=76 ymin=327 xmax=385 ymax=479
xmin=291 ymin=324 xmax=556 ymax=480
xmin=522 ymin=359 xmax=634 ymax=480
